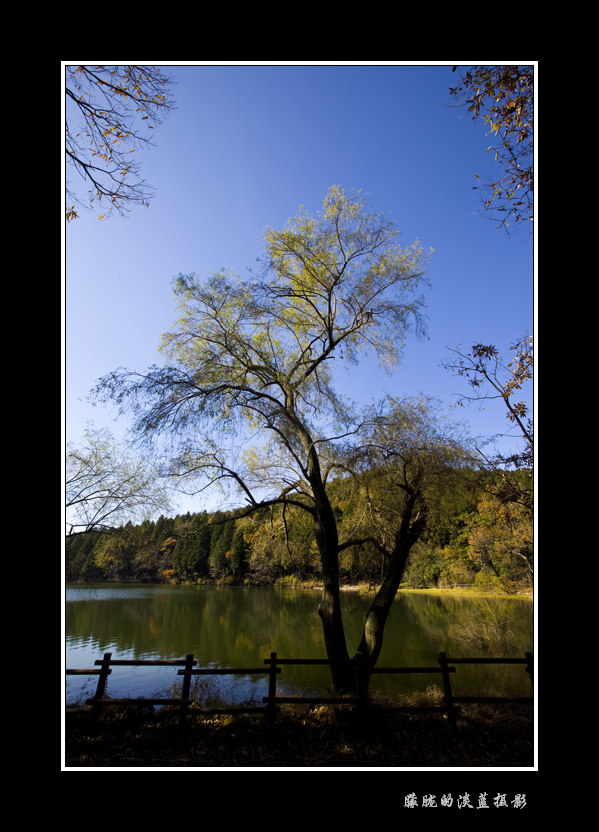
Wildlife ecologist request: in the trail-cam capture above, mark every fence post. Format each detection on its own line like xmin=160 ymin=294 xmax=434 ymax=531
xmin=93 ymin=652 xmax=112 ymax=708
xmin=267 ymin=651 xmax=278 ymax=724
xmin=179 ymin=653 xmax=195 ymax=721
xmin=524 ymin=650 xmax=533 ymax=687
xmin=353 ymin=651 xmax=369 ymax=708
xmin=438 ymin=651 xmax=457 ymax=733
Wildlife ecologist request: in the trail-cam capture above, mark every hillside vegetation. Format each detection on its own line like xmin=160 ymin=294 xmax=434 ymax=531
xmin=66 ymin=468 xmax=532 ymax=594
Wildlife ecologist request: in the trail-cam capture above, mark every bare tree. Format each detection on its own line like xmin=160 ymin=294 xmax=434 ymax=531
xmin=443 ymin=336 xmax=533 ymax=513
xmin=66 ymin=425 xmax=171 ymax=535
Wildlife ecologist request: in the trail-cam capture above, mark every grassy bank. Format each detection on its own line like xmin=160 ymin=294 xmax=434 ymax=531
xmin=340 ymin=582 xmax=532 ymax=599
xmin=395 ymin=586 xmax=533 ymax=598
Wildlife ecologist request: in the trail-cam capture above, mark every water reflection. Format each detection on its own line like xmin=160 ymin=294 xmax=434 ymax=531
xmin=65 ymin=585 xmax=533 ymax=705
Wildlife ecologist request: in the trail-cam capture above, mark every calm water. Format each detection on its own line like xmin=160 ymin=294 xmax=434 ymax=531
xmin=65 ymin=584 xmax=533 ymax=706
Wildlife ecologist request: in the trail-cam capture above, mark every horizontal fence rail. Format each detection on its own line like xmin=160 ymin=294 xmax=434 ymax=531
xmin=66 ymin=649 xmax=533 ymax=731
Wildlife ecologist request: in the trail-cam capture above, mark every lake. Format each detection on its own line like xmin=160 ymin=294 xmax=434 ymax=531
xmin=65 ymin=584 xmax=533 ymax=706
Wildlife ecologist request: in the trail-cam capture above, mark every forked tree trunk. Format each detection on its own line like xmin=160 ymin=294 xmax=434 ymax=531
xmin=296 ymin=414 xmax=354 ymax=692
xmin=300 ymin=416 xmax=428 ymax=694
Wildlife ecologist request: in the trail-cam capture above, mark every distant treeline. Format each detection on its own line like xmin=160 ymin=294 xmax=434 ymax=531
xmin=65 ymin=469 xmax=533 ymax=593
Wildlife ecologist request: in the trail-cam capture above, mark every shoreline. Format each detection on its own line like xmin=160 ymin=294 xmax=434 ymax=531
xmin=344 ymin=585 xmax=533 ymax=599
xmin=66 ymin=578 xmax=533 ymax=599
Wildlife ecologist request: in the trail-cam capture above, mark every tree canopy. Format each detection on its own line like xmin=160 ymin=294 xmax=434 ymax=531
xmin=98 ymin=186 xmax=431 ymax=510
xmin=65 ymin=64 xmax=175 ymax=221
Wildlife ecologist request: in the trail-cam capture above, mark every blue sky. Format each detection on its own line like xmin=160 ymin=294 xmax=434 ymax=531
xmin=64 ymin=62 xmax=535 ymax=516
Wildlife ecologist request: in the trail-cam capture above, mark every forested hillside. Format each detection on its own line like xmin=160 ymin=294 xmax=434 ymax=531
xmin=66 ymin=469 xmax=533 ymax=592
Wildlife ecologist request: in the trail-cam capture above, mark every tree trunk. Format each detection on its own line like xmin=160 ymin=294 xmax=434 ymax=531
xmin=302 ymin=430 xmax=353 ymax=691
xmin=357 ymin=493 xmax=428 ymax=692
xmin=313 ymin=489 xmax=353 ymax=691
xmin=288 ymin=406 xmax=354 ymax=692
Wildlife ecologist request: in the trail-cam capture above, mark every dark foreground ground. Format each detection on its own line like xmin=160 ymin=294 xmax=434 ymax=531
xmin=64 ymin=698 xmax=534 ymax=769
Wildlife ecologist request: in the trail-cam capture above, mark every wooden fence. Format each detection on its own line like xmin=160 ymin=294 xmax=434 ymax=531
xmin=66 ymin=649 xmax=533 ymax=730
